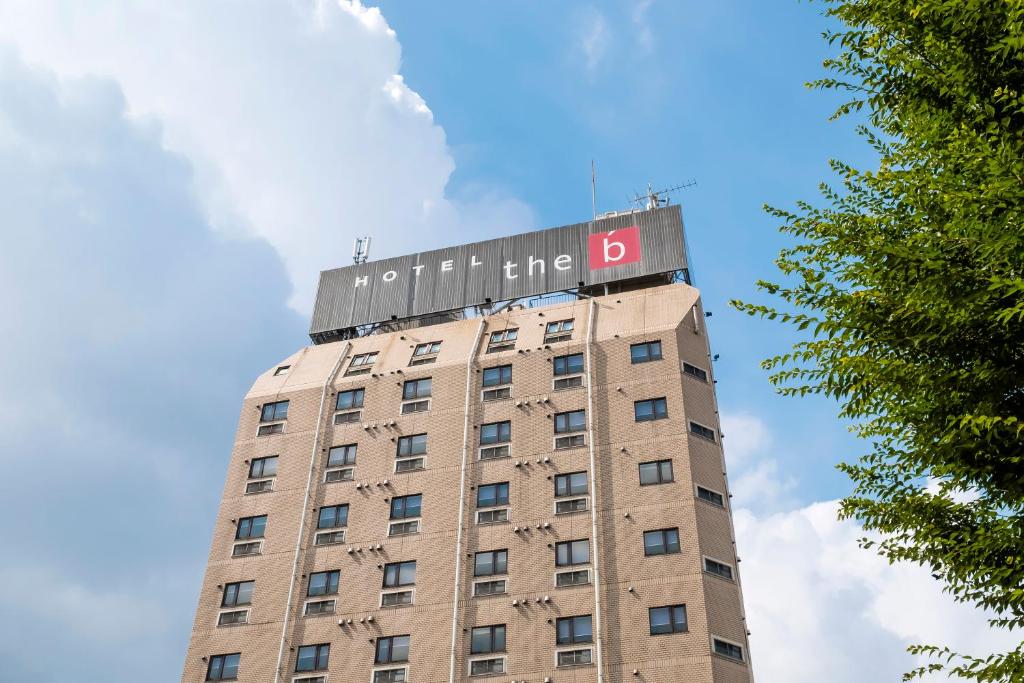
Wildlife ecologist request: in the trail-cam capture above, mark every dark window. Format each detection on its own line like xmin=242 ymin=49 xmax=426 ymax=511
xmin=487 ymin=328 xmax=518 ymax=351
xmin=375 ymin=635 xmax=411 ymax=664
xmin=307 ymin=570 xmax=340 ymax=596
xmin=327 ymin=444 xmax=357 ymax=467
xmin=221 ymin=581 xmax=254 ymax=607
xmin=295 ymin=644 xmax=330 ymax=672
xmin=556 ymin=615 xmax=593 ymax=645
xmin=544 ymin=319 xmax=574 ymax=342
xmin=713 ymin=638 xmax=745 ymax=662
xmin=553 ymin=353 xmax=584 ymax=376
xmin=630 ymin=341 xmax=663 ymax=364
xmin=482 ymin=365 xmax=512 ymax=387
xmin=682 ymin=362 xmax=708 ymax=381
xmin=397 ymin=434 xmax=427 ymax=457
xmin=643 ymin=528 xmax=681 ymax=556
xmin=248 ymin=456 xmax=278 ymax=479
xmin=634 ymin=398 xmax=668 ymax=422
xmin=257 ymin=422 xmax=283 ymax=436
xmin=649 ymin=605 xmax=687 ymax=634
xmin=689 ymin=421 xmax=717 ymax=441
xmin=260 ymin=400 xmax=289 ymax=422
xmin=206 ymin=653 xmax=240 ymax=681
xmin=639 ymin=460 xmax=674 ymax=485
xmin=554 ymin=472 xmax=588 ymax=497
xmin=336 ymin=388 xmax=365 ymax=410
xmin=317 ymin=504 xmax=348 ymax=529
xmin=554 ymin=410 xmax=586 ymax=434
xmin=704 ymin=557 xmax=734 ymax=580
xmin=350 ymin=352 xmax=378 ymax=368
xmin=555 ymin=539 xmax=590 ymax=566
xmin=402 ymin=378 xmax=432 ymax=400
xmin=555 ymin=569 xmax=591 ymax=587
xmin=696 ymin=486 xmax=725 ymax=506
xmin=474 ymin=550 xmax=508 ymax=577
xmin=480 ymin=421 xmax=511 ymax=445
xmin=413 ymin=341 xmax=442 ymax=356
xmin=236 ymin=515 xmax=267 ymax=540
xmin=383 ymin=560 xmax=416 ymax=587
xmin=477 ymin=483 xmax=509 ymax=508
xmin=470 ymin=625 xmax=506 ymax=654
xmin=390 ymin=494 xmax=422 ymax=519
xmin=274 ymin=365 xmax=290 ymax=376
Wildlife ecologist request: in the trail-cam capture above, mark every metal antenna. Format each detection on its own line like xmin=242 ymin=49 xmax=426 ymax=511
xmin=629 ymin=180 xmax=697 ymax=210
xmin=591 ymin=160 xmax=597 ymax=223
xmin=352 ymin=236 xmax=371 ymax=264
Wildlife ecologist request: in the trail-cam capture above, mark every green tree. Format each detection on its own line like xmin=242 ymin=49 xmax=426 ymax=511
xmin=732 ymin=1 xmax=1024 ymax=679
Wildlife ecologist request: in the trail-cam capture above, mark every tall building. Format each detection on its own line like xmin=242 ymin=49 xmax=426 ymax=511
xmin=182 ymin=205 xmax=754 ymax=683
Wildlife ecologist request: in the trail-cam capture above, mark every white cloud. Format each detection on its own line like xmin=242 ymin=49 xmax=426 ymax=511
xmin=578 ymin=10 xmax=610 ymax=73
xmin=631 ymin=0 xmax=655 ymax=53
xmin=724 ymin=413 xmax=1018 ymax=682
xmin=0 ymin=0 xmax=533 ymax=311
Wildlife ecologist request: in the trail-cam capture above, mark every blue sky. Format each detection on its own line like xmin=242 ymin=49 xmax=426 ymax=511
xmin=0 ymin=2 xmax=1006 ymax=682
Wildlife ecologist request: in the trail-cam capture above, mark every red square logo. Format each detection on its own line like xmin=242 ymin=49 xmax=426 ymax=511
xmin=588 ymin=226 xmax=641 ymax=270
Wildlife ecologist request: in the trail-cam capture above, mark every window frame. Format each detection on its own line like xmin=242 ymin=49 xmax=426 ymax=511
xmin=205 ymin=653 xmax=241 ymax=681
xmin=469 ymin=624 xmax=507 ymax=655
xmin=555 ymin=539 xmax=591 ymax=567
xmin=643 ymin=528 xmax=681 ymax=556
xmin=554 ymin=410 xmax=586 ymax=434
xmin=689 ymin=420 xmax=717 ymax=441
xmin=634 ymin=397 xmax=668 ymax=422
xmin=221 ymin=581 xmax=254 ymax=608
xmin=555 ymin=614 xmax=593 ymax=645
xmin=390 ymin=494 xmax=422 ymax=520
xmin=476 ymin=482 xmax=510 ymax=508
xmin=638 ymin=459 xmax=674 ymax=486
xmin=712 ymin=636 xmax=746 ymax=662
xmin=544 ymin=319 xmax=575 ymax=343
xmin=553 ymin=353 xmax=584 ymax=377
xmin=682 ymin=361 xmax=708 ymax=382
xmin=317 ymin=504 xmax=349 ymax=530
xmin=235 ymin=515 xmax=267 ymax=540
xmin=696 ymin=484 xmax=726 ymax=507
xmin=259 ymin=400 xmax=289 ymax=423
xmin=474 ymin=549 xmax=509 ymax=577
xmin=703 ymin=556 xmax=735 ymax=581
xmin=307 ymin=570 xmax=340 ymax=597
xmin=629 ymin=340 xmax=663 ymax=364
xmin=375 ymin=634 xmax=411 ymax=665
xmin=336 ymin=387 xmax=365 ymax=411
xmin=382 ymin=560 xmax=417 ymax=588
xmin=649 ymin=605 xmax=688 ymax=635
xmin=481 ymin=364 xmax=512 ymax=388
xmin=248 ymin=455 xmax=278 ymax=479
xmin=294 ymin=643 xmax=330 ymax=672
xmin=554 ymin=471 xmax=588 ymax=498
xmin=486 ymin=328 xmax=518 ymax=352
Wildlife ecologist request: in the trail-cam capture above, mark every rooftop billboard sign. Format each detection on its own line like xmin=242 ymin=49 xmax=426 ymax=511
xmin=309 ymin=204 xmax=686 ymax=342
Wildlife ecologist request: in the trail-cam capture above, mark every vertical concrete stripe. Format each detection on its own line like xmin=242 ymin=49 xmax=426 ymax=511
xmin=273 ymin=342 xmax=351 ymax=683
xmin=448 ymin=319 xmax=487 ymax=683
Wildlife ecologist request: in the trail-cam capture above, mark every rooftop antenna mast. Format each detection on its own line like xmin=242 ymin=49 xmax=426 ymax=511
xmin=352 ymin=236 xmax=371 ymax=265
xmin=629 ymin=180 xmax=697 ymax=210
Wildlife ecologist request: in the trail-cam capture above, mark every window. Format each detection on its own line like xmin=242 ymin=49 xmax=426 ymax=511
xmin=317 ymin=504 xmax=348 ymax=529
xmin=469 ymin=657 xmax=505 ymax=676
xmin=555 ymin=569 xmax=591 ymax=587
xmin=217 ymin=609 xmax=248 ymax=626
xmin=347 ymin=351 xmax=378 ymax=375
xmin=474 ymin=550 xmax=508 ymax=577
xmin=482 ymin=364 xmax=512 ymax=401
xmin=704 ymin=557 xmax=734 ymax=580
xmin=373 ymin=668 xmax=408 ymax=683
xmin=470 ymin=625 xmax=506 ymax=654
xmin=554 ymin=410 xmax=586 ymax=434
xmin=639 ymin=460 xmax=674 ymax=486
xmin=375 ymin=635 xmax=411 ymax=664
xmin=634 ymin=397 xmax=668 ymax=422
xmin=482 ymin=365 xmax=512 ymax=387
xmin=381 ymin=591 xmax=414 ymax=608
xmin=315 ymin=504 xmax=348 ymax=545
xmin=222 ymin=581 xmax=254 ymax=608
xmin=411 ymin=341 xmax=442 ymax=365
xmin=206 ymin=653 xmax=240 ymax=681
xmin=553 ymin=353 xmax=584 ymax=376
xmin=260 ymin=400 xmax=289 ymax=422
xmin=696 ymin=485 xmax=725 ymax=507
xmin=643 ymin=528 xmax=681 ymax=556
xmin=307 ymin=570 xmax=340 ymax=597
xmin=274 ymin=365 xmax=290 ymax=376
xmin=683 ymin=362 xmax=708 ymax=382
xmin=544 ymin=319 xmax=574 ymax=343
xmin=479 ymin=421 xmax=511 ymax=459
xmin=396 ymin=433 xmax=427 ymax=459
xmin=556 ymin=615 xmax=593 ymax=645
xmin=235 ymin=515 xmax=266 ymax=540
xmin=713 ymin=637 xmax=745 ymax=662
xmin=630 ymin=340 xmax=663 ymax=364
xmin=480 ymin=421 xmax=511 ymax=444
xmin=477 ymin=483 xmax=509 ymax=508
xmin=295 ymin=644 xmax=330 ymax=672
xmin=401 ymin=378 xmax=431 ymax=413
xmin=486 ymin=328 xmax=518 ymax=352
xmin=328 ymin=444 xmax=357 ymax=467
xmin=690 ymin=421 xmax=717 ymax=441
xmin=555 ymin=472 xmax=588 ymax=497
xmin=390 ymin=494 xmax=421 ymax=519
xmin=473 ymin=579 xmax=507 ymax=597
xmin=555 ymin=539 xmax=590 ymax=567
xmin=383 ymin=561 xmax=416 ymax=588
xmin=649 ymin=605 xmax=687 ymax=634
xmin=248 ymin=456 xmax=278 ymax=479
xmin=336 ymin=388 xmax=365 ymax=410
xmin=557 ymin=648 xmax=593 ymax=667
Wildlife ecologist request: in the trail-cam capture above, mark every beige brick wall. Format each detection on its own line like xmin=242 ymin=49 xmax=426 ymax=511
xmin=182 ymin=283 xmax=753 ymax=683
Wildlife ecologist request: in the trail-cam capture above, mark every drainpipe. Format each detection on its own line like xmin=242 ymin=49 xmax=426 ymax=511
xmin=584 ymin=299 xmax=605 ymax=682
